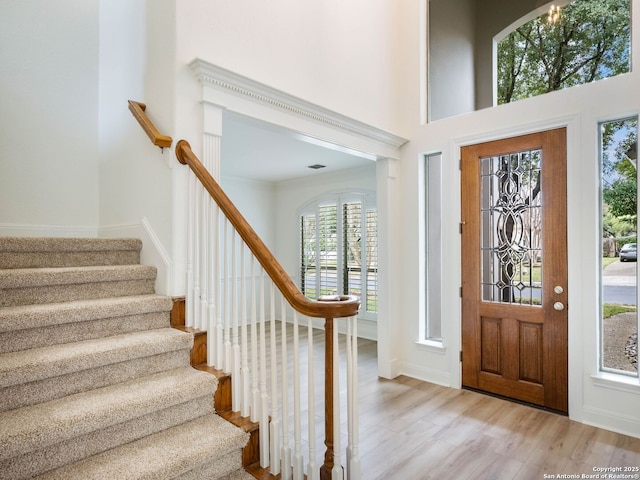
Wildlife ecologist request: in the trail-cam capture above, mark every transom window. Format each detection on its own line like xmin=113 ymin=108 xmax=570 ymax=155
xmin=299 ymin=193 xmax=377 ymax=319
xmin=496 ymin=0 xmax=631 ymax=106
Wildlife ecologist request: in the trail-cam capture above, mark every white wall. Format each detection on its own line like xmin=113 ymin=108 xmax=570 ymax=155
xmin=221 ymin=176 xmax=276 ymax=252
xmin=0 ymin=0 xmax=100 ymax=236
xmin=97 ymin=0 xmax=176 ymax=293
xmin=173 ymin=0 xmax=411 ymax=137
xmin=393 ymin=0 xmax=640 ymax=436
xmin=428 ymin=0 xmax=476 ymax=121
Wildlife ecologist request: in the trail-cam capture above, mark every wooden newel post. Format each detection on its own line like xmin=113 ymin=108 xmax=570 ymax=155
xmin=320 ymin=317 xmax=342 ymax=480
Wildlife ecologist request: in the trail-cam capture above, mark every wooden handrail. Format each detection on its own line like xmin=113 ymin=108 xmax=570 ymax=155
xmin=175 ymin=139 xmax=360 ymax=319
xmin=128 ymin=100 xmax=173 ymax=148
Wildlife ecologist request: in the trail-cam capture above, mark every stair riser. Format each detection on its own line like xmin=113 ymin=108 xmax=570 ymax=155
xmin=0 ymin=311 xmax=169 ymax=353
xmin=0 ymin=279 xmax=156 ymax=307
xmin=0 ymin=349 xmax=191 ymax=412
xmin=0 ymin=396 xmax=214 ymax=480
xmin=0 ymin=251 xmax=141 ymax=270
xmin=175 ymin=450 xmax=244 ymax=480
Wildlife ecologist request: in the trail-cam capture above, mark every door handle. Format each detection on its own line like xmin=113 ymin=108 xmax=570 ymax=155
xmin=553 ymin=301 xmax=565 ymax=311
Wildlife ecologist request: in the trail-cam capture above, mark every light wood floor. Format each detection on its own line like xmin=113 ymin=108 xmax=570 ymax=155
xmin=348 ymin=337 xmax=640 ymax=480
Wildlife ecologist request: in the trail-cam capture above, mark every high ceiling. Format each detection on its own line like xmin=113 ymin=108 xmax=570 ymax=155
xmin=220 ymin=112 xmax=376 ymax=183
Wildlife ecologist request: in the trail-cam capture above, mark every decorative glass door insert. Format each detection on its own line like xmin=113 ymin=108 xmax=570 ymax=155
xmin=480 ymin=150 xmax=542 ymax=306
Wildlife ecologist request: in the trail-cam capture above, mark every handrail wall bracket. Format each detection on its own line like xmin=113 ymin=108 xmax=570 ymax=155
xmin=128 ymin=100 xmax=173 ymax=150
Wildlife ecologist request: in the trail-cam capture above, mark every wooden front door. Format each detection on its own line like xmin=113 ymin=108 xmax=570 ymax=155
xmin=461 ymin=128 xmax=568 ymax=413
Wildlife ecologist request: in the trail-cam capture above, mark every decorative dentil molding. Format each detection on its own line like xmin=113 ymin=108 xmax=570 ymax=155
xmin=189 ymin=58 xmax=408 ymax=152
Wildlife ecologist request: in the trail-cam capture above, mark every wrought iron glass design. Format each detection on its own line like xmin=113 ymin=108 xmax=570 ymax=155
xmin=480 ymin=150 xmax=542 ymax=305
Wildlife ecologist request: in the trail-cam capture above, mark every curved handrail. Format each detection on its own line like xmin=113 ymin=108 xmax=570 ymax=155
xmin=128 ymin=100 xmax=173 ymax=148
xmin=175 ymin=139 xmax=360 ymax=319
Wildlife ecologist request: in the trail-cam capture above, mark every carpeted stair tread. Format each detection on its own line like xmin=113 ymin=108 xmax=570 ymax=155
xmin=0 ymin=265 xmax=157 ymax=307
xmin=0 ymin=349 xmax=192 ymax=412
xmin=0 ymin=294 xmax=172 ymax=332
xmin=36 ymin=413 xmax=249 ymax=480
xmin=0 ymin=328 xmax=192 ymax=388
xmin=0 ymin=237 xmax=142 ymax=253
xmin=0 ymin=237 xmax=142 ymax=269
xmin=0 ymin=294 xmax=173 ymax=353
xmin=0 ymin=366 xmax=218 ymax=460
xmin=1 ymin=395 xmax=215 ymax=480
xmin=0 ymin=265 xmax=156 ymax=289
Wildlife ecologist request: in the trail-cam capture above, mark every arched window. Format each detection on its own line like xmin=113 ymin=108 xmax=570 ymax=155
xmin=299 ymin=192 xmax=377 ymax=320
xmin=495 ymin=0 xmax=631 ymax=105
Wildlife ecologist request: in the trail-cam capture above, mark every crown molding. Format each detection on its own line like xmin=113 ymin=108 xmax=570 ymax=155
xmin=189 ymin=58 xmax=408 ymax=152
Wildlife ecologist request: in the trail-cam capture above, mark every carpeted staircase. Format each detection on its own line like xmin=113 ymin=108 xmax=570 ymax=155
xmin=0 ymin=237 xmax=251 ymax=480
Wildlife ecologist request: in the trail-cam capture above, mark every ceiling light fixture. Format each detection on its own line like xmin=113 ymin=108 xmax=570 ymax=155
xmin=307 ymin=164 xmax=326 ymax=170
xmin=548 ymin=4 xmax=561 ymax=24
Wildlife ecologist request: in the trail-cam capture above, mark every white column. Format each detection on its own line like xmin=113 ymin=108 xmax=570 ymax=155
xmin=202 ymin=103 xmax=223 ymax=365
xmin=376 ymin=157 xmax=398 ymax=379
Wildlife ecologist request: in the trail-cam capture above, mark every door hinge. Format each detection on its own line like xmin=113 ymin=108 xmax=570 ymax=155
xmin=459 ymin=286 xmax=463 ymax=297
xmin=460 ymin=350 xmax=463 ymax=362
xmin=459 ymin=159 xmax=462 ymax=170
xmin=459 ymin=221 xmax=466 ymax=234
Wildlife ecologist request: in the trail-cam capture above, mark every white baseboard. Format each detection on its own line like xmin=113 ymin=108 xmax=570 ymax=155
xmin=98 ymin=218 xmax=172 ymax=295
xmin=582 ymin=405 xmax=640 ymax=439
xmin=0 ymin=223 xmax=98 ymax=237
xmin=377 ymin=358 xmax=400 ymax=380
xmin=396 ymin=360 xmax=452 ymax=388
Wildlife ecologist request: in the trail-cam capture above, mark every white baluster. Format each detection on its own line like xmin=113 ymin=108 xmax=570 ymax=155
xmin=347 ymin=316 xmax=360 ymax=480
xmin=292 ymin=311 xmax=303 ymax=480
xmin=192 ymin=180 xmax=201 ymax=330
xmin=186 ymin=172 xmax=195 ymax=329
xmin=269 ymin=283 xmax=281 ymax=475
xmin=232 ymin=230 xmax=241 ymax=412
xmin=259 ymin=269 xmax=270 ymax=467
xmin=223 ymin=219 xmax=232 ymax=373
xmin=207 ymin=203 xmax=219 ymax=367
xmin=203 ymin=132 xmax=219 ymax=334
xmin=250 ymin=256 xmax=260 ymax=422
xmin=216 ymin=218 xmax=225 ymax=368
xmin=199 ymin=177 xmax=208 ymax=332
xmin=306 ymin=318 xmax=319 ymax=480
xmin=240 ymin=243 xmax=250 ymax=416
xmin=331 ymin=322 xmax=342 ymax=480
xmin=346 ymin=317 xmax=353 ymax=475
xmin=281 ymin=296 xmax=291 ymax=480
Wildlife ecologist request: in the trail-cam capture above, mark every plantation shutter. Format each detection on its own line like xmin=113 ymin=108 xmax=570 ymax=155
xmin=299 ymin=195 xmax=377 ymax=318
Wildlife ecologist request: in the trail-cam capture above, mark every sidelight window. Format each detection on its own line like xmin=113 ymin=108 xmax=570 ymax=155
xmin=600 ymin=116 xmax=638 ymax=376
